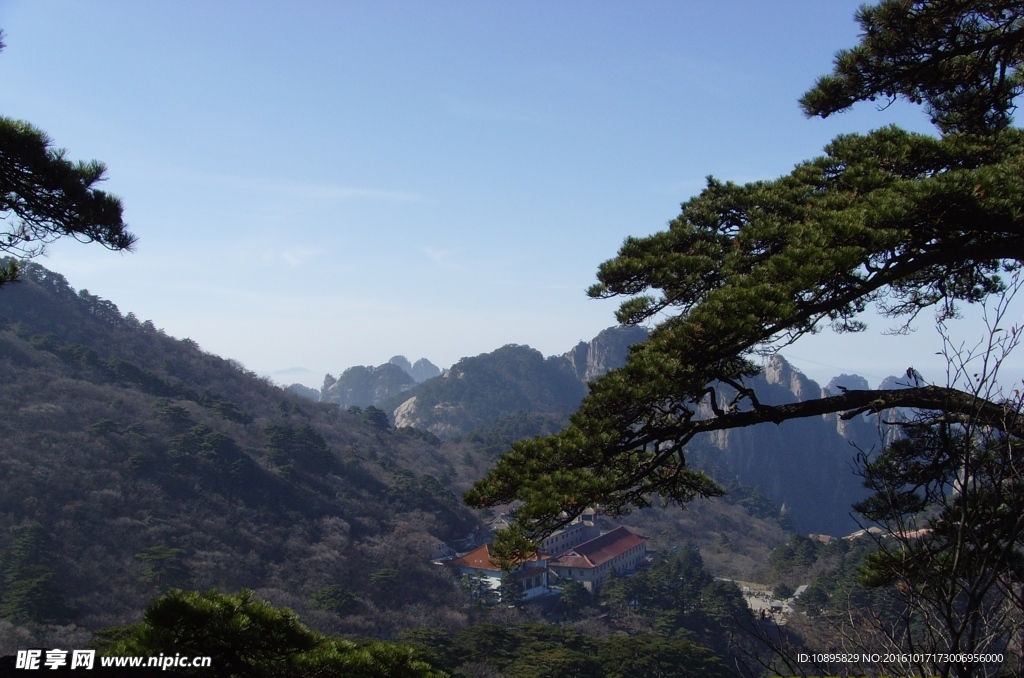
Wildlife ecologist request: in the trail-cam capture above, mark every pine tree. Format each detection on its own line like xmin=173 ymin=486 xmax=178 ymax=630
xmin=0 ymin=32 xmax=135 ymax=286
xmin=466 ymin=0 xmax=1024 ymax=559
xmin=100 ymin=589 xmax=445 ymax=677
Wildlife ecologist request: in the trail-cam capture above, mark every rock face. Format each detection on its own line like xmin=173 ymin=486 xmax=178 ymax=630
xmin=388 ymin=344 xmax=586 ymax=435
xmin=387 ymin=326 xmax=649 ymax=437
xmin=411 ymin=358 xmax=442 ymax=382
xmin=317 ymin=355 xmax=441 ymax=409
xmin=388 ymin=355 xmax=414 ymax=377
xmin=822 ymin=373 xmax=884 ymax=443
xmin=320 ymin=363 xmax=415 ymax=409
xmin=691 ymin=355 xmax=903 ymax=536
xmin=562 ymin=325 xmax=649 ymax=384
xmin=321 ymin=325 xmax=911 ymax=538
xmin=389 ymin=355 xmax=441 ymax=383
xmin=824 ymin=373 xmax=870 ymax=396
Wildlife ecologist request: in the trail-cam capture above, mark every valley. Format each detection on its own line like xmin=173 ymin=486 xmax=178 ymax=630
xmin=0 ymin=260 xmax=916 ymax=675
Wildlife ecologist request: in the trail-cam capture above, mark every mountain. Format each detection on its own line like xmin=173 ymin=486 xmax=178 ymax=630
xmin=0 ymin=258 xmax=913 ymax=649
xmin=311 ymin=325 xmax=650 ymax=437
xmin=687 ymin=355 xmax=890 ymax=536
xmin=562 ymin=324 xmax=649 ymax=383
xmin=312 ymin=325 xmax=649 ymax=436
xmin=317 ymin=356 xmax=441 ymax=410
xmin=344 ymin=320 xmax=900 ymax=534
xmin=379 ymin=326 xmax=902 ymax=535
xmin=0 ymin=259 xmax=855 ymax=678
xmin=321 ymin=363 xmax=416 ymax=409
xmin=386 ymin=325 xmax=650 ymax=438
xmin=0 ymin=261 xmax=479 ymax=642
xmin=388 ymin=355 xmax=441 ymax=383
xmin=389 ymin=344 xmax=587 ymax=437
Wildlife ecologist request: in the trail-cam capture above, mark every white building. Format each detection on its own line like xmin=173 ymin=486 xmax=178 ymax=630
xmin=447 ymin=544 xmax=549 ymax=601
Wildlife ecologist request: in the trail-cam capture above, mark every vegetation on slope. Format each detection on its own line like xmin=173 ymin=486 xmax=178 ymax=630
xmin=0 ymin=261 xmax=478 ymax=645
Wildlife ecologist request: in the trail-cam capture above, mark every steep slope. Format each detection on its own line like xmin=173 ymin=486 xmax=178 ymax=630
xmin=321 ymin=362 xmax=416 ymax=408
xmin=689 ymin=356 xmax=896 ymax=536
xmin=388 ymin=344 xmax=586 ymax=437
xmin=0 ymin=262 xmax=478 ymax=638
xmin=386 ymin=326 xmax=650 ymax=438
xmin=561 ymin=324 xmax=649 ymax=383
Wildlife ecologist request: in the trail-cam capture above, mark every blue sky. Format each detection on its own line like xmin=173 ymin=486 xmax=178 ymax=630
xmin=2 ymin=1 xmax=1015 ymax=390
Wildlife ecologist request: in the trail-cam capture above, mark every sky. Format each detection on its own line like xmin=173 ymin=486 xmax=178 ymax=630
xmin=1 ymin=1 xmax=1020 ymax=391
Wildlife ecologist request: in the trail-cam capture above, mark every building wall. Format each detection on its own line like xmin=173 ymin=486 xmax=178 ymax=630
xmin=452 ymin=564 xmax=550 ymax=601
xmin=549 ymin=540 xmax=648 ymax=592
xmin=538 ymin=517 xmax=600 ymax=555
xmin=515 ymin=568 xmax=549 ymax=600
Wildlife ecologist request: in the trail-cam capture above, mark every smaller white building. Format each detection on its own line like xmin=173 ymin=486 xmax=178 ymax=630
xmin=447 ymin=544 xmax=549 ymax=601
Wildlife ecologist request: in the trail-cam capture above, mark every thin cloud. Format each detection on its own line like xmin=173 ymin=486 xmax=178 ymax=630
xmin=273 ymin=366 xmax=314 ymax=376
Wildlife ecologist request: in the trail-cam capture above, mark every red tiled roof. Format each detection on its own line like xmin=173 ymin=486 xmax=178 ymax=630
xmin=448 ymin=544 xmax=546 ymax=572
xmin=548 ymin=526 xmax=646 ymax=570
xmin=449 ymin=544 xmax=501 ymax=571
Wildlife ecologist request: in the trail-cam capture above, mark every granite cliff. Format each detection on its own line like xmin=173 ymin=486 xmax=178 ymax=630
xmin=388 ymin=326 xmax=649 ymax=436
xmin=562 ymin=325 xmax=649 ymax=384
xmin=318 ymin=355 xmax=442 ymax=409
xmin=690 ymin=355 xmax=895 ymax=536
xmin=321 ymin=362 xmax=415 ymax=408
xmin=317 ymin=325 xmax=911 ymax=536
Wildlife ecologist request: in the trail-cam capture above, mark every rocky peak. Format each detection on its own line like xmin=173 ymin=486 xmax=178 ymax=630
xmin=388 ymin=355 xmax=414 ymax=375
xmin=411 ymin=358 xmax=441 ymax=382
xmin=824 ymin=373 xmax=870 ymax=396
xmin=562 ymin=325 xmax=649 ymax=384
xmin=764 ymin=355 xmax=817 ymax=402
xmin=321 ymin=362 xmax=415 ymax=408
xmin=388 ymin=355 xmax=442 ymax=383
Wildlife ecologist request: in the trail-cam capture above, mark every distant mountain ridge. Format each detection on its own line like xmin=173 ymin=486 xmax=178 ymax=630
xmin=321 ymin=362 xmax=415 ymax=409
xmin=388 ymin=355 xmax=441 ymax=383
xmin=388 ymin=344 xmax=587 ymax=438
xmin=3 ymin=257 xmax=901 ymax=661
xmin=386 ymin=325 xmax=649 ymax=437
xmin=309 ymin=325 xmax=649 ymax=424
xmin=314 ymin=356 xmax=441 ymax=409
xmin=309 ymin=322 xmax=915 ymax=535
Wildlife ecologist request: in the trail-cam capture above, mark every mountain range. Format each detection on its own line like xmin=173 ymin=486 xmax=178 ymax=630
xmin=0 ymin=260 xmax=916 ymax=654
xmin=305 ymin=325 xmax=909 ymax=536
xmin=300 ymin=325 xmax=648 ymax=435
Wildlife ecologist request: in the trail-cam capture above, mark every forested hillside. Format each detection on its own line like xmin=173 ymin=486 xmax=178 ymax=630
xmin=0 ymin=261 xmax=479 ymax=647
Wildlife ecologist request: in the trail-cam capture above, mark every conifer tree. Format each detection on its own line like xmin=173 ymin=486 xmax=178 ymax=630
xmin=466 ymin=0 xmax=1024 ymax=558
xmin=0 ymin=32 xmax=135 ymax=286
xmin=101 ymin=589 xmax=445 ymax=677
